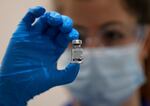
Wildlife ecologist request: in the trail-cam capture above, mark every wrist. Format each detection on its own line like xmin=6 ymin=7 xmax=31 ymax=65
xmin=0 ymin=94 xmax=27 ymax=106
xmin=0 ymin=74 xmax=28 ymax=106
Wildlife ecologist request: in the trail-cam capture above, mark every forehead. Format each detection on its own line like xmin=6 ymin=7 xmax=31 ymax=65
xmin=63 ymin=0 xmax=137 ymax=27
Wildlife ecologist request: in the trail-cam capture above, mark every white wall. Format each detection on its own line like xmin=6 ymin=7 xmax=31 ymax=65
xmin=0 ymin=0 xmax=53 ymax=62
xmin=0 ymin=0 xmax=71 ymax=106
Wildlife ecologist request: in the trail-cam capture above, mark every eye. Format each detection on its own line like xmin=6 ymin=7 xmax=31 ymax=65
xmin=103 ymin=30 xmax=124 ymax=40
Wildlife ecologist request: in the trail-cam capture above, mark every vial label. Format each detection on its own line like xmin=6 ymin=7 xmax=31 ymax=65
xmin=71 ymin=48 xmax=83 ymax=64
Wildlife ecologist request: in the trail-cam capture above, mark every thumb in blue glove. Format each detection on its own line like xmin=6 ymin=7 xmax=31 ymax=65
xmin=0 ymin=6 xmax=80 ymax=106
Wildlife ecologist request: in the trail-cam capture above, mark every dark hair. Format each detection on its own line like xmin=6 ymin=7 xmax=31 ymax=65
xmin=54 ymin=0 xmax=150 ymax=25
xmin=124 ymin=0 xmax=150 ymax=25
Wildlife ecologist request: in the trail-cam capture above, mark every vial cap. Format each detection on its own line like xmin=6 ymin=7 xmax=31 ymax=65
xmin=72 ymin=40 xmax=82 ymax=45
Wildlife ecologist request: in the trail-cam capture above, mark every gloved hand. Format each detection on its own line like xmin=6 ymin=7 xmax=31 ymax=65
xmin=0 ymin=6 xmax=80 ymax=106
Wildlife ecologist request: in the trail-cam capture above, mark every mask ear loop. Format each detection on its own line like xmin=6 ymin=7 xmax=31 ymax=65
xmin=134 ymin=26 xmax=149 ymax=62
xmin=136 ymin=26 xmax=148 ymax=43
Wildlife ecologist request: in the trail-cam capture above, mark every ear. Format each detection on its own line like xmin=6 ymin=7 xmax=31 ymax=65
xmin=140 ymin=26 xmax=150 ymax=60
xmin=141 ymin=26 xmax=150 ymax=101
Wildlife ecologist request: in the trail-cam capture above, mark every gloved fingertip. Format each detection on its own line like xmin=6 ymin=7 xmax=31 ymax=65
xmin=21 ymin=6 xmax=45 ymax=25
xmin=65 ymin=63 xmax=80 ymax=82
xmin=55 ymin=63 xmax=80 ymax=86
xmin=67 ymin=63 xmax=80 ymax=72
xmin=60 ymin=15 xmax=73 ymax=33
xmin=29 ymin=6 xmax=46 ymax=17
xmin=68 ymin=28 xmax=79 ymax=41
xmin=47 ymin=11 xmax=63 ymax=26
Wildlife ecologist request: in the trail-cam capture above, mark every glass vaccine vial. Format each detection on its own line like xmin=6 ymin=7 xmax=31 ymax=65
xmin=71 ymin=40 xmax=83 ymax=64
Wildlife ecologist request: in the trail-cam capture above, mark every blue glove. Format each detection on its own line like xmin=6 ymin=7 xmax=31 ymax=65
xmin=0 ymin=6 xmax=80 ymax=106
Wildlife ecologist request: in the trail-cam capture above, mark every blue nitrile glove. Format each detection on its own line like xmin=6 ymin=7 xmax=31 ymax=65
xmin=0 ymin=6 xmax=80 ymax=106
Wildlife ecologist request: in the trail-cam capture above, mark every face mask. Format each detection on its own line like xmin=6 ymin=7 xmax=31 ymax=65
xmin=58 ymin=44 xmax=145 ymax=106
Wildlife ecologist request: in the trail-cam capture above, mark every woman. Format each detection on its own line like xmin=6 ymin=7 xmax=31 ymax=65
xmin=53 ymin=0 xmax=150 ymax=106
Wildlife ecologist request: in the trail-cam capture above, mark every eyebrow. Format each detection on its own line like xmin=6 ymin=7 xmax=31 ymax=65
xmin=74 ymin=21 xmax=124 ymax=29
xmin=73 ymin=24 xmax=88 ymax=32
xmin=100 ymin=21 xmax=124 ymax=30
xmin=74 ymin=24 xmax=86 ymax=29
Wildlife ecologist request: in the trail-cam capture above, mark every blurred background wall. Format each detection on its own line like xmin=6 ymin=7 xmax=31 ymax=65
xmin=0 ymin=0 xmax=70 ymax=106
xmin=0 ymin=0 xmax=53 ymax=62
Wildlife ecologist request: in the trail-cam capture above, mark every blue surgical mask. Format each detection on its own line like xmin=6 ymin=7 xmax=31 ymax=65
xmin=58 ymin=44 xmax=146 ymax=106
